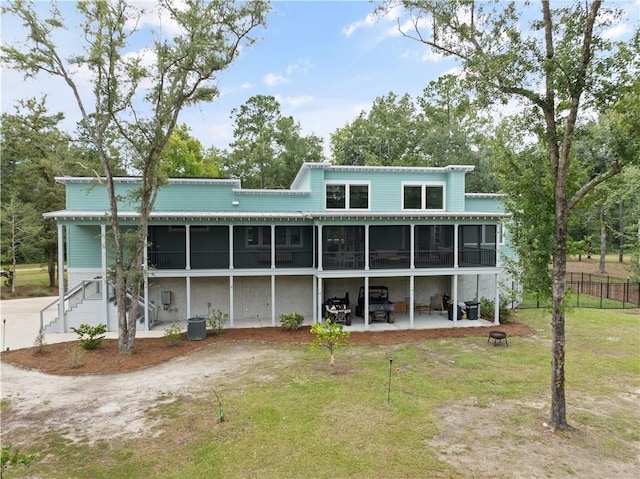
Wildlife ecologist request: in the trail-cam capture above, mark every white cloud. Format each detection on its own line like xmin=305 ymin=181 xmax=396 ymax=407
xmin=275 ymin=95 xmax=314 ymax=109
xmin=240 ymin=82 xmax=253 ymax=90
xmin=602 ymin=24 xmax=630 ymax=40
xmin=126 ymin=2 xmax=184 ymax=37
xmin=421 ymin=48 xmax=445 ymax=63
xmin=285 ymin=59 xmax=312 ymax=75
xmin=264 ymin=72 xmax=288 ymax=86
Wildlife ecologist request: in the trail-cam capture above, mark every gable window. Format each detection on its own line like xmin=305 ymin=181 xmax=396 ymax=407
xmin=325 ymin=182 xmax=369 ymax=210
xmin=403 ymin=183 xmax=445 ymax=210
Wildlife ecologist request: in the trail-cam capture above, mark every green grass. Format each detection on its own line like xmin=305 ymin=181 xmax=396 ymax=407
xmin=5 ymin=308 xmax=640 ymax=478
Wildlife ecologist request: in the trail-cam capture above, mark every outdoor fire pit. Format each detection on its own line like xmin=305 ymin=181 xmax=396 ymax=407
xmin=488 ymin=330 xmax=508 ymax=347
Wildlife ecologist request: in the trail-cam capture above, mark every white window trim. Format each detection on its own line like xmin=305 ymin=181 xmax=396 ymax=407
xmin=324 ymin=180 xmax=371 ymax=211
xmin=401 ymin=181 xmax=446 ymax=211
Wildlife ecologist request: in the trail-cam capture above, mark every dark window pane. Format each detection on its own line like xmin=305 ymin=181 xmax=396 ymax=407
xmin=425 ymin=186 xmax=444 ymax=209
xmin=289 ymin=226 xmax=301 ymax=246
xmin=350 ymin=185 xmax=368 ymax=209
xmin=404 ymin=186 xmax=422 ymax=209
xmin=326 ymin=184 xmax=345 ymax=209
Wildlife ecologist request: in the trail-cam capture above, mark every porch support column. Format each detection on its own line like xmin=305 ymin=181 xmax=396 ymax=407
xmin=494 ymin=222 xmax=501 ymax=325
xmin=410 ymin=225 xmax=415 ymax=269
xmin=409 ymin=275 xmax=415 ymax=329
xmin=364 ymin=276 xmax=370 ymax=331
xmin=317 ymin=277 xmax=324 ymax=323
xmin=143 ymin=235 xmax=149 ymax=331
xmin=229 ymin=225 xmax=234 ymax=269
xmin=185 ymin=225 xmax=191 ymax=270
xmin=451 ymin=274 xmax=459 ymax=324
xmin=271 ymin=275 xmax=276 ymax=326
xmin=229 ymin=276 xmax=235 ymax=327
xmin=271 ymin=225 xmax=276 ymax=269
xmin=186 ymin=277 xmax=191 ymax=319
xmin=57 ymin=224 xmax=65 ymax=333
xmin=317 ymin=225 xmax=323 ymax=271
xmin=364 ymin=225 xmax=370 ymax=270
xmin=101 ymin=224 xmax=108 ymax=330
xmin=494 ymin=273 xmax=500 ymax=325
xmin=313 ymin=275 xmax=318 ymax=323
xmin=454 ymin=224 xmax=459 ymax=268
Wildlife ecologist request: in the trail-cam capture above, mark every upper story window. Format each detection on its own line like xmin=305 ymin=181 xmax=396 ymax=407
xmin=325 ymin=182 xmax=369 ymax=210
xmin=403 ymin=182 xmax=445 ymax=210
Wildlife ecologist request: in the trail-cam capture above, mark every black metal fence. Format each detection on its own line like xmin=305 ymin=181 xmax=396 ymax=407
xmin=517 ymin=275 xmax=640 ymax=310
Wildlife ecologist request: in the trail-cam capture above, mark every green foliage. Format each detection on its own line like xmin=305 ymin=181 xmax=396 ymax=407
xmin=163 ymin=324 xmax=184 ymax=347
xmin=479 ymin=297 xmax=512 ymax=323
xmin=160 ymin=124 xmax=219 ymax=178
xmin=70 ymin=323 xmax=107 ymax=350
xmin=279 ymin=312 xmax=305 ymax=332
xmin=223 ymin=95 xmax=324 ymax=188
xmin=310 ymin=319 xmax=350 ymax=367
xmin=206 ymin=309 xmax=228 ymax=336
xmin=1 ymin=444 xmax=34 ymax=478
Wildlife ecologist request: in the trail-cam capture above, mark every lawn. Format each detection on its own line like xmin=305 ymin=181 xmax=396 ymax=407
xmin=2 ymin=308 xmax=638 ymax=478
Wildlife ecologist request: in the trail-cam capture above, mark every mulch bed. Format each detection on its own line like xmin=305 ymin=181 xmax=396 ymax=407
xmin=0 ymin=321 xmax=534 ymax=376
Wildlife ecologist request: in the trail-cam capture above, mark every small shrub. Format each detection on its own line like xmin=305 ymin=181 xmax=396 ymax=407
xmin=279 ymin=312 xmax=305 ymax=332
xmin=33 ymin=332 xmax=47 ymax=354
xmin=70 ymin=323 xmax=107 ymax=350
xmin=207 ymin=309 xmax=228 ymax=336
xmin=69 ymin=344 xmax=86 ymax=369
xmin=479 ymin=297 xmax=511 ymax=323
xmin=163 ymin=323 xmax=184 ymax=347
xmin=310 ymin=318 xmax=350 ymax=367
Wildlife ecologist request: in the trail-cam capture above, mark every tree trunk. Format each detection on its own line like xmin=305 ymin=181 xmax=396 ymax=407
xmin=550 ymin=194 xmax=569 ymax=431
xmin=599 ymin=206 xmax=606 ymax=274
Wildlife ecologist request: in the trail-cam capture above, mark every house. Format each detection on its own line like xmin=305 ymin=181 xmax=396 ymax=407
xmin=42 ymin=162 xmax=513 ymax=333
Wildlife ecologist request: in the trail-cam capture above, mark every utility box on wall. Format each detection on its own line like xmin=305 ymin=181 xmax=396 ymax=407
xmin=161 ymin=291 xmax=172 ymax=309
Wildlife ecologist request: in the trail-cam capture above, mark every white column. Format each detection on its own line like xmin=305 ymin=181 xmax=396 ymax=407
xmin=229 ymin=276 xmax=235 ymax=327
xmin=271 ymin=275 xmax=276 ymax=326
xmin=364 ymin=225 xmax=370 ymax=270
xmin=409 ymin=275 xmax=415 ymax=329
xmin=185 ymin=225 xmax=191 ymax=270
xmin=229 ymin=225 xmax=234 ymax=269
xmin=186 ymin=277 xmax=191 ymax=319
xmin=410 ymin=225 xmax=415 ymax=269
xmin=317 ymin=225 xmax=323 ymax=271
xmin=101 ymin=224 xmax=108 ymax=329
xmin=143 ymin=238 xmax=149 ymax=331
xmin=452 ymin=274 xmax=459 ymax=324
xmin=312 ymin=275 xmax=318 ymax=323
xmin=364 ymin=276 xmax=370 ymax=331
xmin=454 ymin=224 xmax=459 ymax=268
xmin=494 ymin=273 xmax=500 ymax=325
xmin=317 ymin=277 xmax=324 ymax=322
xmin=57 ymin=224 xmax=65 ymax=333
xmin=271 ymin=225 xmax=276 ymax=269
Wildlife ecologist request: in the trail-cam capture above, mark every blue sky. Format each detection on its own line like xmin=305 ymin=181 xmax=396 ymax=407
xmin=2 ymin=1 xmax=638 ymax=157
